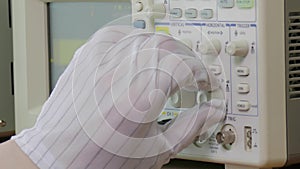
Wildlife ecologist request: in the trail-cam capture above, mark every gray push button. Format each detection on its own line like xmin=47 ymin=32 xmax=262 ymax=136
xmin=237 ymin=101 xmax=250 ymax=111
xmin=237 ymin=83 xmax=250 ymax=94
xmin=200 ymin=9 xmax=213 ymax=19
xmin=185 ymin=8 xmax=197 ymax=18
xmin=236 ymin=66 xmax=250 ymax=76
xmin=218 ymin=0 xmax=235 ymax=8
xmin=170 ymin=8 xmax=182 ymax=18
xmin=133 ymin=20 xmax=146 ymax=29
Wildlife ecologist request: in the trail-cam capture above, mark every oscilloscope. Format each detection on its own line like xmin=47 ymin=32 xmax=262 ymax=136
xmin=11 ymin=0 xmax=300 ymax=169
xmin=132 ymin=0 xmax=300 ymax=169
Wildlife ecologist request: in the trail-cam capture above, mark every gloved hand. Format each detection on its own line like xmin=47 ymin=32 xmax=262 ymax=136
xmin=13 ymin=26 xmax=225 ymax=169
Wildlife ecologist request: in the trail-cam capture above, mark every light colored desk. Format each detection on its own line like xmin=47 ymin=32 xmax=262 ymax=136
xmin=162 ymin=159 xmax=224 ymax=169
xmin=162 ymin=159 xmax=300 ymax=169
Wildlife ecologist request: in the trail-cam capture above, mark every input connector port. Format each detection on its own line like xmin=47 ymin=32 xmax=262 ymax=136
xmin=216 ymin=124 xmax=236 ymax=150
xmin=244 ymin=126 xmax=252 ymax=151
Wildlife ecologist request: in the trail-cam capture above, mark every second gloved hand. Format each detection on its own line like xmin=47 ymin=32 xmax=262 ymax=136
xmin=13 ymin=26 xmax=225 ymax=169
xmin=71 ymin=26 xmax=225 ymax=168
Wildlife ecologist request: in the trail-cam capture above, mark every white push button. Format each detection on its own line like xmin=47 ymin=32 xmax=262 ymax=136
xmin=218 ymin=0 xmax=235 ymax=8
xmin=237 ymin=101 xmax=251 ymax=111
xmin=236 ymin=66 xmax=250 ymax=76
xmin=209 ymin=65 xmax=222 ymax=75
xmin=237 ymin=83 xmax=250 ymax=94
xmin=170 ymin=8 xmax=182 ymax=18
xmin=185 ymin=8 xmax=197 ymax=18
xmin=200 ymin=9 xmax=213 ymax=19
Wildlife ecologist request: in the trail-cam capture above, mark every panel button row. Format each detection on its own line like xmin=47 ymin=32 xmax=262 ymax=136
xmin=200 ymin=9 xmax=214 ymax=19
xmin=208 ymin=65 xmax=250 ymax=77
xmin=170 ymin=8 xmax=214 ymax=19
xmin=170 ymin=8 xmax=182 ymax=18
xmin=185 ymin=8 xmax=197 ymax=18
xmin=218 ymin=0 xmax=254 ymax=9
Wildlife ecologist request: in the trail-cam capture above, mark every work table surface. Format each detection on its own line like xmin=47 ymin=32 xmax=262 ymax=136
xmin=162 ymin=159 xmax=300 ymax=169
xmin=162 ymin=160 xmax=223 ymax=169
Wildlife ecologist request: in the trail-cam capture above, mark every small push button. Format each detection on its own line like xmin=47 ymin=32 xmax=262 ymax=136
xmin=237 ymin=83 xmax=250 ymax=94
xmin=236 ymin=0 xmax=254 ymax=9
xmin=237 ymin=101 xmax=251 ymax=111
xmin=200 ymin=9 xmax=213 ymax=19
xmin=236 ymin=66 xmax=250 ymax=76
xmin=218 ymin=0 xmax=235 ymax=8
xmin=133 ymin=20 xmax=146 ymax=29
xmin=185 ymin=8 xmax=197 ymax=18
xmin=170 ymin=8 xmax=183 ymax=18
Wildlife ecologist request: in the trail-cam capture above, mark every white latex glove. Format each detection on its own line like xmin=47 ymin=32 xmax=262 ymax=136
xmin=12 ymin=26 xmax=225 ymax=169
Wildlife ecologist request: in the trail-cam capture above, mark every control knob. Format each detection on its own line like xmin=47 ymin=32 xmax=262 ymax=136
xmin=135 ymin=2 xmax=143 ymax=12
xmin=226 ymin=40 xmax=249 ymax=57
xmin=199 ymin=39 xmax=222 ymax=56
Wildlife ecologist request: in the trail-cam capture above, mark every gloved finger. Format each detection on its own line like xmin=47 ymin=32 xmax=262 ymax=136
xmin=131 ymin=32 xmax=219 ymax=92
xmin=162 ymin=99 xmax=225 ymax=156
xmin=105 ymin=32 xmax=218 ymax=96
xmin=156 ymin=53 xmax=220 ymax=96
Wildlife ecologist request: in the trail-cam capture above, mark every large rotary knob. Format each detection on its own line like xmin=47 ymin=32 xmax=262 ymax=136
xmin=226 ymin=40 xmax=249 ymax=57
xmin=199 ymin=39 xmax=222 ymax=56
